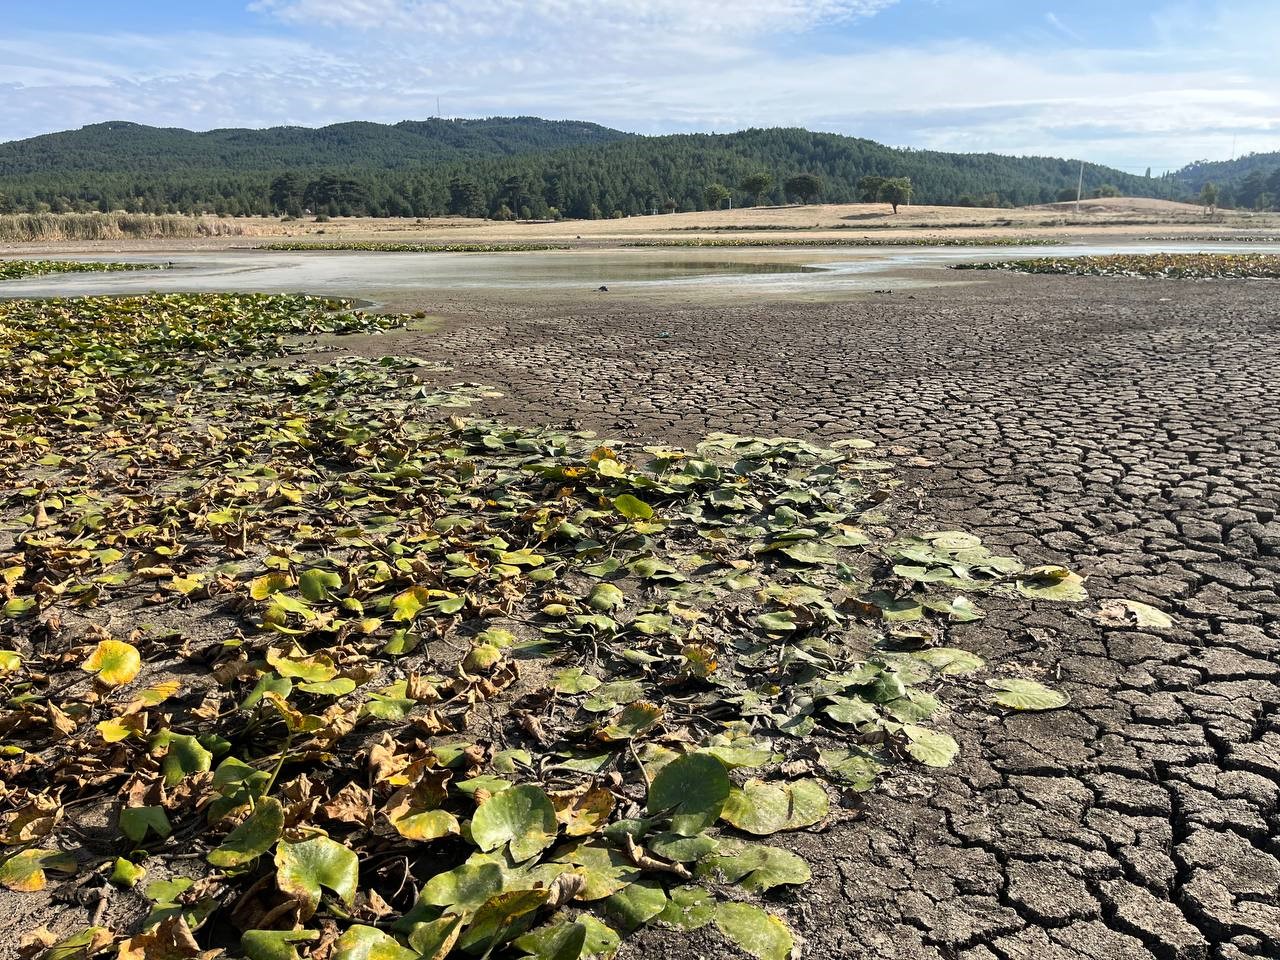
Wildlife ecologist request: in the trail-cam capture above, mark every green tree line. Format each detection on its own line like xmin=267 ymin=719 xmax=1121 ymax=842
xmin=0 ymin=121 xmax=1178 ymax=218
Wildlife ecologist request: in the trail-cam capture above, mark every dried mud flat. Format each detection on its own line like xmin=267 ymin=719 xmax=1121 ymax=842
xmin=321 ymin=271 xmax=1280 ymax=960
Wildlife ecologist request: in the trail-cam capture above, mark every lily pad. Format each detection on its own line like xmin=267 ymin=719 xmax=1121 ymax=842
xmin=700 ymin=840 xmax=810 ymax=892
xmin=902 ymin=724 xmax=959 ymax=767
xmin=605 ymin=879 xmax=669 ymax=933
xmin=332 ymin=926 xmax=418 ymax=960
xmin=471 ymin=784 xmax=559 ymax=862
xmin=208 ymin=798 xmax=284 ymax=868
xmin=242 ymin=930 xmax=319 ymax=960
xmin=275 ymin=834 xmax=359 ymax=920
xmin=242 ymin=930 xmax=320 ymax=960
xmin=646 ymin=752 xmax=731 ymax=836
xmin=986 ymin=678 xmax=1071 ymax=711
xmin=713 ymin=902 xmax=793 ymax=960
xmin=82 ymin=639 xmax=141 ymax=687
xmin=720 ymin=778 xmax=828 ymax=834
xmin=0 ymin=848 xmax=77 ymax=892
xmin=1017 ymin=565 xmax=1087 ymax=602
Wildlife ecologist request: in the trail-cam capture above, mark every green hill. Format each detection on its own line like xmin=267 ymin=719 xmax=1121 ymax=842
xmin=0 ymin=117 xmax=1175 ymax=218
xmin=0 ymin=117 xmax=629 ymax=176
xmin=1173 ymin=153 xmax=1280 ymax=210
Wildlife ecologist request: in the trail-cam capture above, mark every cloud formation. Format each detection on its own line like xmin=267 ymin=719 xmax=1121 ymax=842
xmin=1 ymin=0 xmax=1277 ymax=171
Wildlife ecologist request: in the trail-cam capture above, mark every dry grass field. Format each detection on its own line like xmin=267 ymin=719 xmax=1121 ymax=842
xmin=5 ymin=198 xmax=1279 ymax=255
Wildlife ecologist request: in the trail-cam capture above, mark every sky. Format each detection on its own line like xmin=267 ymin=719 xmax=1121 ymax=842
xmin=1 ymin=0 xmax=1276 ymax=172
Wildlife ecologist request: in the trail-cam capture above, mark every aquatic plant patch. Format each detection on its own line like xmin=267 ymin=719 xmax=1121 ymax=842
xmin=1 ymin=292 xmax=1083 ymax=960
xmin=952 ymin=252 xmax=1280 ymax=279
xmin=0 ymin=259 xmax=162 ymax=281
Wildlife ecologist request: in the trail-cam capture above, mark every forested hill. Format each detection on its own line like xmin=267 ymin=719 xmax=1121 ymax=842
xmin=0 ymin=117 xmax=629 ymax=176
xmin=0 ymin=118 xmax=1173 ymax=217
xmin=1173 ymin=152 xmax=1280 ymax=211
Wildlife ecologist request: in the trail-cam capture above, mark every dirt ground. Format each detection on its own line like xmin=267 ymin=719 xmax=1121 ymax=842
xmin=3 ymin=245 xmax=1276 ymax=959
xmin=5 ymin=198 xmax=1280 ymax=256
xmin=302 ymin=269 xmax=1277 ymax=960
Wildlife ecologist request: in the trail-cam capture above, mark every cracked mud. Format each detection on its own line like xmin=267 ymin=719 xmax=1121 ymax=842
xmin=335 ymin=271 xmax=1280 ymax=960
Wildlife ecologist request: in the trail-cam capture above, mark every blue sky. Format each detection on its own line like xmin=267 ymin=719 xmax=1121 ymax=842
xmin=2 ymin=1 xmax=1276 ymax=171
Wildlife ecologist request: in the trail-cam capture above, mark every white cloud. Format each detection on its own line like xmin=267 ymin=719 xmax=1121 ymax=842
xmin=248 ymin=0 xmax=895 ymax=36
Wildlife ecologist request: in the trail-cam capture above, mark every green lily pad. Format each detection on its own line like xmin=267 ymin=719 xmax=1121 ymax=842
xmin=720 ymin=778 xmax=828 ymax=834
xmin=554 ymin=667 xmax=601 ymax=694
xmin=418 ymin=861 xmax=505 ymax=912
xmin=119 ymin=805 xmax=172 ymax=843
xmin=912 ymin=647 xmax=986 ymax=675
xmin=657 ymin=885 xmax=716 ymax=930
xmin=605 ymin=879 xmax=669 ymax=933
xmin=332 ymin=925 xmax=418 ymax=960
xmin=275 ymin=834 xmax=359 ymax=920
xmin=157 ymin=732 xmax=213 ymax=786
xmin=470 ymin=784 xmax=558 ymax=862
xmin=699 ymin=840 xmax=810 ymax=892
xmin=241 ymin=931 xmax=320 ymax=960
xmin=613 ymin=494 xmax=653 ymax=521
xmin=986 ymin=678 xmax=1071 ymax=711
xmin=0 ymin=848 xmax=77 ymax=891
xmin=514 ymin=916 xmax=620 ymax=960
xmin=1016 ymin=565 xmax=1087 ymax=602
xmin=208 ymin=798 xmax=284 ymax=868
xmin=713 ymin=902 xmax=793 ymax=960
xmin=646 ymin=752 xmax=731 ymax=836
xmin=587 ymin=583 xmax=625 ymax=612
xmin=242 ymin=930 xmax=320 ymax=960
xmin=298 ymin=569 xmax=343 ymax=602
xmin=902 ymin=724 xmax=959 ymax=767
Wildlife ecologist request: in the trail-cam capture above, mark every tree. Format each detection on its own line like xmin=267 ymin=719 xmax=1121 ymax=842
xmin=878 ymin=177 xmax=912 ymax=214
xmin=784 ymin=174 xmax=822 ymax=204
xmin=1200 ymin=182 xmax=1218 ymax=215
xmin=856 ymin=176 xmax=888 ymax=202
xmin=703 ymin=182 xmax=731 ymax=210
xmin=447 ymin=176 xmax=484 ymax=217
xmin=740 ymin=172 xmax=773 ymax=206
xmin=499 ymin=174 xmax=531 ymax=218
xmin=1093 ymin=184 xmax=1121 ymax=198
xmin=269 ymin=173 xmax=305 ymax=215
xmin=302 ymin=175 xmax=368 ymax=213
xmin=1055 ymin=187 xmax=1078 ymax=203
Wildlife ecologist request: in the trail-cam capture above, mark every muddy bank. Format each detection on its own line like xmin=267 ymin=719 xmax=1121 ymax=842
xmin=323 ymin=270 xmax=1280 ymax=960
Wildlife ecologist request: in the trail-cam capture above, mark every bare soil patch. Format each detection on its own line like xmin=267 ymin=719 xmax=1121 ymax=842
xmin=321 ymin=272 xmax=1280 ymax=959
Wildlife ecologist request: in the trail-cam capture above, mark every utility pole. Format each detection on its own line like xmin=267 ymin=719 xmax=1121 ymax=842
xmin=436 ymin=96 xmax=441 ymax=118
xmin=1075 ymin=160 xmax=1085 ymax=213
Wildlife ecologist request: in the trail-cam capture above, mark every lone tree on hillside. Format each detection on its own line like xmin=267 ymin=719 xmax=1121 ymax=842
xmin=879 ymin=177 xmax=913 ymax=214
xmin=740 ymin=172 xmax=773 ymax=206
xmin=704 ymin=182 xmax=731 ymax=210
xmin=784 ymin=173 xmax=822 ymax=204
xmin=1200 ymin=182 xmax=1219 ymax=215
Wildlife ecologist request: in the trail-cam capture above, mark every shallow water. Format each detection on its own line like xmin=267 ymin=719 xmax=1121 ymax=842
xmin=3 ymin=241 xmax=1279 ymax=300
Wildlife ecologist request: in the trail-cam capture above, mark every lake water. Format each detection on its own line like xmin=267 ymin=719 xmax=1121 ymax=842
xmin=3 ymin=242 xmax=1279 ymax=301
